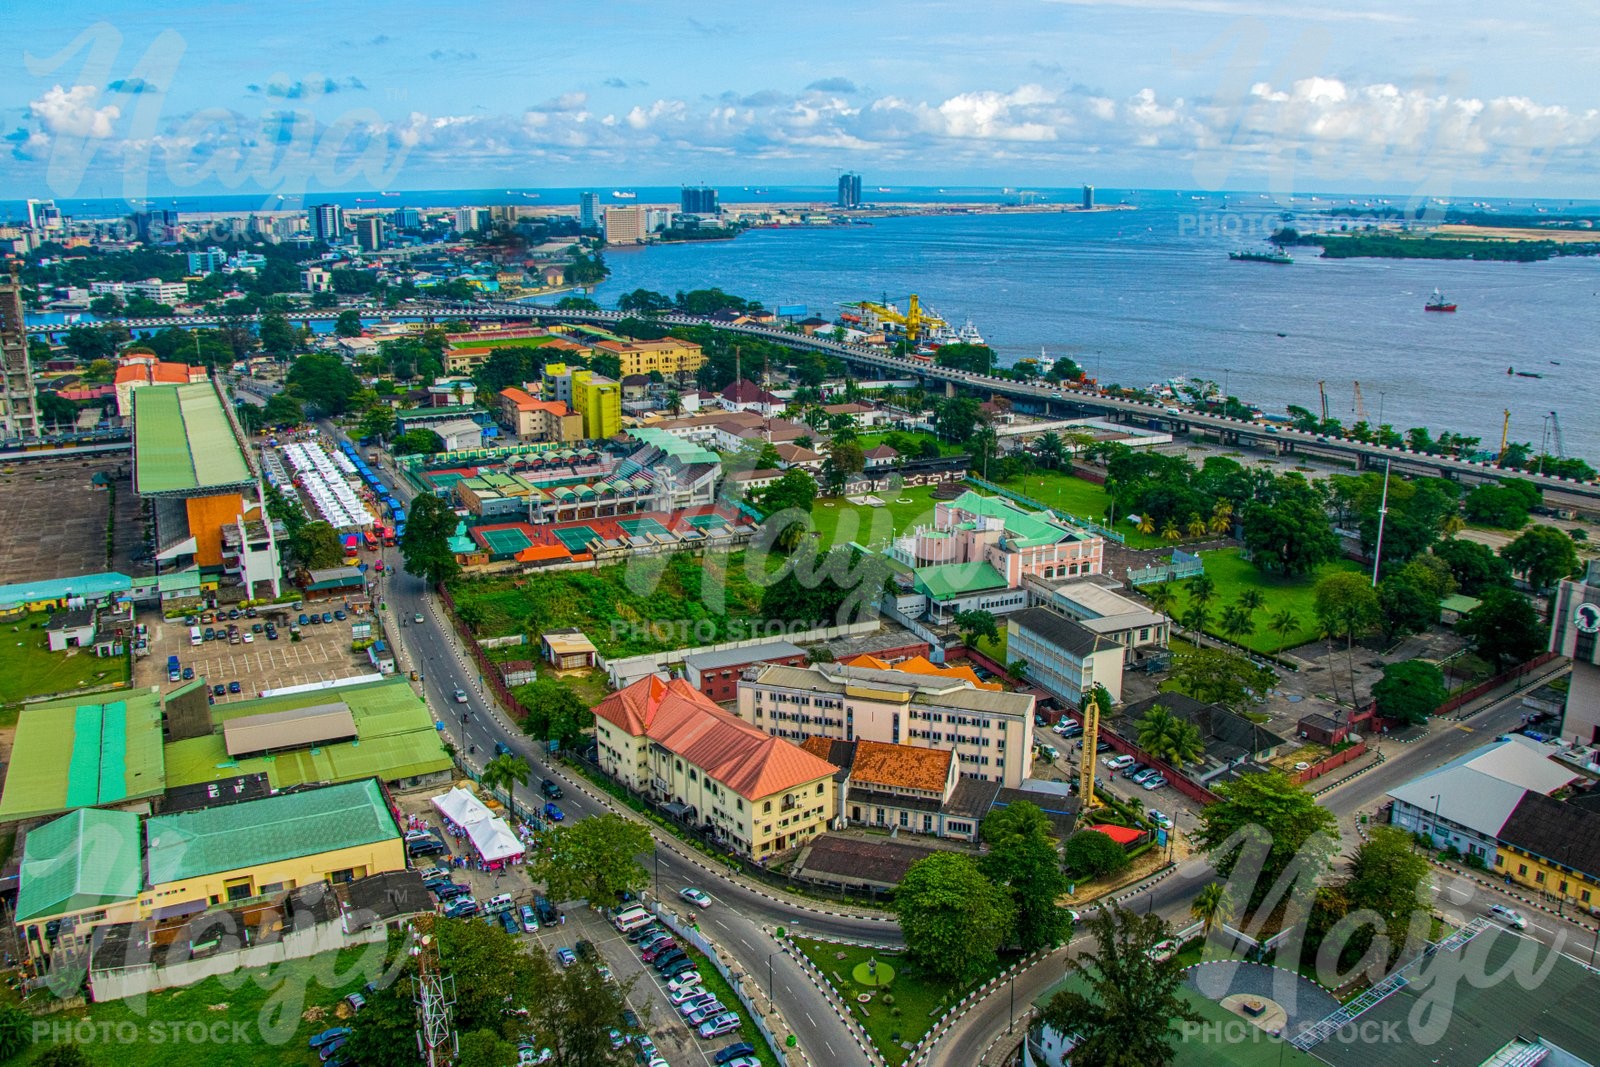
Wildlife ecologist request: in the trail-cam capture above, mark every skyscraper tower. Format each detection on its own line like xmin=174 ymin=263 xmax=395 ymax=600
xmin=0 ymin=264 xmax=40 ymax=441
xmin=1082 ymin=184 xmax=1095 ymax=210
xmin=308 ymin=203 xmax=344 ymax=243
xmin=579 ymin=192 xmax=601 ymax=229
xmin=680 ymin=186 xmax=718 ymax=214
xmin=837 ymin=172 xmax=862 ymax=208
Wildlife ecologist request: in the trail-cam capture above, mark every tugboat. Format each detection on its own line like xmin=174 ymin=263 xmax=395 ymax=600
xmin=1425 ymin=288 xmax=1457 ymax=312
xmin=1229 ymin=249 xmax=1294 ymax=264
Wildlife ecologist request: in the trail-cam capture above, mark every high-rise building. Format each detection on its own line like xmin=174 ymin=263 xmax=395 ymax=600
xmin=0 ymin=265 xmax=40 ymax=441
xmin=24 ymin=199 xmax=56 ymax=231
xmin=579 ymin=192 xmax=601 ymax=229
xmin=603 ymin=206 xmax=647 ymax=244
xmin=680 ymin=186 xmax=718 ymax=215
xmin=837 ymin=173 xmax=862 ymax=208
xmin=453 ymin=207 xmax=488 ymax=234
xmin=353 ymin=216 xmax=384 ymax=252
xmin=131 ymin=209 xmax=178 ymax=244
xmin=391 ymin=206 xmax=421 ymax=230
xmin=1551 ymin=562 xmax=1600 ymax=745
xmin=1082 ymin=185 xmax=1095 ymax=210
xmin=308 ymin=204 xmax=344 ymax=243
xmin=186 ymin=248 xmax=226 ymax=274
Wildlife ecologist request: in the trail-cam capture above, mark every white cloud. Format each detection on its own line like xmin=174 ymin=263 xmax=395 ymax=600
xmin=29 ymin=85 xmax=120 ymax=138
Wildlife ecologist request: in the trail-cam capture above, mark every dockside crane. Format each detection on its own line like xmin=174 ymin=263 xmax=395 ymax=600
xmin=847 ymin=294 xmax=948 ymax=344
xmin=1353 ymin=381 xmax=1367 ymax=422
xmin=1497 ymin=409 xmax=1512 ymax=466
xmin=1550 ymin=410 xmax=1566 ymax=459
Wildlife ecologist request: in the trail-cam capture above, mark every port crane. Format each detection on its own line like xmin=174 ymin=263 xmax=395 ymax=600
xmin=1353 ymin=381 xmax=1367 ymax=422
xmin=1497 ymin=409 xmax=1512 ymax=465
xmin=1316 ymin=380 xmax=1329 ymax=423
xmin=848 ymin=294 xmax=948 ymax=343
xmin=1550 ymin=410 xmax=1566 ymax=459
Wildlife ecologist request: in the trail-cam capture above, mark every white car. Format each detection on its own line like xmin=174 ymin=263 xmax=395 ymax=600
xmin=679 ymin=887 xmax=712 ymax=909
xmin=1142 ymin=775 xmax=1168 ymax=791
xmin=666 ymin=972 xmax=702 ymax=993
xmin=1147 ymin=810 xmax=1173 ymax=829
xmin=668 ymin=984 xmax=706 ymax=1005
xmin=1103 ymin=754 xmax=1135 ymax=770
xmin=1489 ymin=904 xmax=1527 ymax=930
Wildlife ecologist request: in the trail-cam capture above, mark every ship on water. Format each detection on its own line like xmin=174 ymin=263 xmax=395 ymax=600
xmin=611 ymin=190 xmax=637 ymax=199
xmin=1229 ymin=249 xmax=1294 ymax=264
xmin=1425 ymin=288 xmax=1457 ymax=312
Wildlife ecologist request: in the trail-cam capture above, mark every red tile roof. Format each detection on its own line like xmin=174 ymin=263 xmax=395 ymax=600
xmin=847 ymin=740 xmax=952 ymax=793
xmin=594 ymin=677 xmax=839 ymax=800
xmin=114 ymin=360 xmax=196 ymax=386
xmin=1086 ymin=823 xmax=1141 ymax=845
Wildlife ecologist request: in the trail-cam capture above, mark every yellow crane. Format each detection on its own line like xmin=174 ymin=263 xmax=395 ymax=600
xmin=1497 ymin=409 xmax=1512 ymax=465
xmin=852 ymin=294 xmax=947 ymax=343
xmin=1077 ymin=685 xmax=1107 ymax=817
xmin=1316 ymin=380 xmax=1329 ymax=423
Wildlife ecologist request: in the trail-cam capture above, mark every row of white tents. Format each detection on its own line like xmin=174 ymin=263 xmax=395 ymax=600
xmin=282 ymin=441 xmax=375 ymax=530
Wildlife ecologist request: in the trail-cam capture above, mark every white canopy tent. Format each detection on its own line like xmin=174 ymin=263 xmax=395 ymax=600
xmin=431 ymin=786 xmax=525 ymax=863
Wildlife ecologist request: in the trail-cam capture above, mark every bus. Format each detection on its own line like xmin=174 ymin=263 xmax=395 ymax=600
xmin=362 ymin=530 xmax=379 ymax=551
xmin=379 ymin=525 xmax=396 ymax=546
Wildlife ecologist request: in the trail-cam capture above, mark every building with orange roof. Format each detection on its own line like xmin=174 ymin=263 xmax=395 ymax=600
xmin=592 ymin=676 xmax=839 ymax=858
xmin=496 ymin=387 xmax=583 ymax=442
xmin=113 ymin=355 xmax=206 ymax=416
xmin=844 ymin=653 xmax=1003 ymax=692
xmin=590 ymin=337 xmax=704 ymax=378
xmin=798 ymin=737 xmax=998 ymax=841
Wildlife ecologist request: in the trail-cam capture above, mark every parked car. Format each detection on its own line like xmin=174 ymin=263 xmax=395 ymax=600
xmin=321 ymin=612 xmax=334 ymax=623
xmin=334 ymin=610 xmax=347 ymax=621
xmin=641 ymin=941 xmax=677 ymax=963
xmin=1103 ymin=754 xmax=1136 ymax=770
xmin=228 ymin=681 xmax=242 ymax=694
xmin=298 ymin=614 xmax=310 ymax=626
xmin=344 ymin=992 xmax=366 ymax=1013
xmin=667 ymin=971 xmax=703 ymax=993
xmin=686 ymin=1002 xmax=727 ymax=1026
xmin=543 ymin=803 xmax=565 ymax=821
xmin=520 ymin=904 xmax=539 ymax=933
xmin=212 ymin=684 xmax=226 ymax=697
xmin=659 ymin=958 xmax=698 ymax=979
xmin=541 ymin=778 xmax=563 ymax=799
xmin=181 ymin=666 xmax=194 ymax=680
xmin=442 ymin=897 xmax=479 ymax=918
xmin=722 ymin=1057 xmax=761 ymax=1067
xmin=699 ymin=1013 xmax=741 ymax=1039
xmin=309 ymin=1027 xmax=351 ymax=1050
xmin=575 ymin=939 xmax=596 ymax=961
xmin=633 ymin=1036 xmax=658 ymax=1062
xmin=676 ymin=992 xmax=717 ymax=1014
xmin=1489 ymin=904 xmax=1528 ymax=930
xmin=1129 ymin=767 xmax=1157 ymax=784
xmin=669 ymin=984 xmax=706 ymax=1005
xmin=434 ymin=883 xmax=471 ymax=901
xmin=679 ymin=887 xmax=712 ymax=908
xmin=408 ymin=837 xmax=447 ymax=858
xmin=1142 ymin=775 xmax=1168 ymax=791
xmin=500 ymin=910 xmax=520 ymax=935
xmin=715 ymin=1043 xmax=758 ymax=1065
xmin=534 ymin=896 xmax=559 ymax=925
xmin=628 ymin=923 xmax=666 ymax=943
xmin=653 ymin=950 xmax=690 ymax=972
xmin=1147 ymin=809 xmax=1173 ymax=829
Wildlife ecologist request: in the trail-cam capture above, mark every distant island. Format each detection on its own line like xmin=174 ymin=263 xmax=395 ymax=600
xmin=1274 ymin=207 xmax=1600 ymax=261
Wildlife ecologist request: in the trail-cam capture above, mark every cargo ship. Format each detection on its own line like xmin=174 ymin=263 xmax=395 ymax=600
xmin=1425 ymin=288 xmax=1457 ymax=312
xmin=1229 ymin=249 xmax=1294 ymax=264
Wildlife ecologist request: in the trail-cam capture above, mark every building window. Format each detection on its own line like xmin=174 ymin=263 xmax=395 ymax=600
xmin=1519 ymin=864 xmax=1528 ymax=876
xmin=1536 ymin=871 xmax=1546 ymax=884
xmin=763 ymin=801 xmax=771 ymax=813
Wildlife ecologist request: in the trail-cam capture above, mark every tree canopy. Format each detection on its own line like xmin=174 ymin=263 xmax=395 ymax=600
xmin=979 ymin=800 xmax=1071 ymax=952
xmin=1502 ymin=525 xmax=1579 ymax=592
xmin=1191 ymin=769 xmax=1337 ymax=905
xmin=531 ymin=813 xmax=652 ymax=904
xmin=399 ymin=493 xmax=461 ymax=584
xmin=1162 ymin=647 xmax=1275 ymax=711
xmin=285 ymin=352 xmax=360 ymax=415
xmin=1064 ymin=829 xmax=1130 ymax=879
xmin=894 ymin=851 xmax=1016 ymax=985
xmin=1458 ymin=587 xmax=1548 ymax=670
xmin=1371 ymin=660 xmax=1447 ymax=726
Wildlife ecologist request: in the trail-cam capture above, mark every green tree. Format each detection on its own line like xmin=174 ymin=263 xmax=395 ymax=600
xmin=757 ymin=468 xmax=817 ymax=514
xmin=979 ymin=825 xmax=1068 ymax=953
xmin=1371 ymin=660 xmax=1447 ymax=726
xmin=1241 ymin=476 xmax=1338 ymax=575
xmin=981 ymin=799 xmax=1055 ymax=850
xmin=821 ymin=439 xmax=865 ymax=492
xmin=759 ymin=546 xmax=893 ymax=626
xmin=1314 ymin=571 xmax=1381 ymax=695
xmin=1502 ymin=525 xmax=1579 ymax=592
xmin=257 ymin=310 xmax=299 ymax=354
xmin=894 ymin=851 xmax=1016 ymax=985
xmin=539 ymin=954 xmax=640 ymax=1067
xmin=1218 ymin=603 xmax=1256 ymax=644
xmin=357 ymin=404 xmax=396 ymax=441
xmin=933 ymin=395 xmax=981 ymax=442
xmin=516 ymin=677 xmax=594 ymax=744
xmin=1038 ymin=907 xmax=1201 ymax=1067
xmin=392 ymin=428 xmax=444 ymax=455
xmin=1063 ymin=829 xmax=1129 ymax=879
xmin=335 ymin=309 xmax=364 ymax=338
xmin=399 ymin=493 xmax=462 ymax=584
xmin=1162 ymin=647 xmax=1275 ymax=711
xmin=289 ymin=520 xmax=345 ymax=569
xmin=953 ymin=608 xmax=1000 ymax=649
xmin=0 ymin=1003 xmax=32 ymax=1062
xmin=1377 ymin=573 xmax=1437 ymax=640
xmin=1186 ymin=573 xmax=1216 ymax=609
xmin=1268 ymin=609 xmax=1300 ymax=651
xmin=285 ymin=352 xmax=360 ymax=414
xmin=1190 ymin=883 xmax=1231 ymax=938
xmin=532 ymin=813 xmax=652 ymax=904
xmin=1345 ymin=825 xmax=1431 ymax=962
xmin=1458 ymin=588 xmax=1548 ymax=670
xmin=1432 ymin=538 xmax=1512 ymax=595
xmin=261 ymin=391 xmax=305 ymax=427
xmin=481 ymin=752 xmax=532 ymax=821
xmin=1191 ymin=770 xmax=1337 ymax=904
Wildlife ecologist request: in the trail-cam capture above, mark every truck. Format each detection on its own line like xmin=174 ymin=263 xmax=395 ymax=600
xmin=167 ymin=654 xmax=181 ymax=682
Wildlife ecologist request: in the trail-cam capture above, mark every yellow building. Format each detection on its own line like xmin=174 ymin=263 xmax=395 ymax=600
xmin=14 ymin=778 xmax=405 ymax=965
xmin=1492 ymin=791 xmax=1600 ymax=915
xmin=593 ymin=677 xmax=839 ymax=859
xmin=575 ymin=374 xmax=622 ymax=439
xmin=593 ymin=338 xmax=706 ymax=378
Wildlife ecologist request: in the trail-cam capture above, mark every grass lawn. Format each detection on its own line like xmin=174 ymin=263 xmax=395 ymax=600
xmin=856 ymin=430 xmax=964 ymax=458
xmin=1160 ymin=548 xmax=1362 ymax=654
xmin=988 ymin=470 xmax=1166 ymax=549
xmin=792 ymin=937 xmax=984 ymax=1067
xmin=807 ymin=484 xmax=946 ymax=551
xmin=449 ymin=335 xmax=555 ymax=351
xmin=0 ymin=614 xmax=130 ymax=705
xmin=16 ymin=945 xmax=392 ymax=1066
xmin=975 ymin=631 xmax=1009 ymax=665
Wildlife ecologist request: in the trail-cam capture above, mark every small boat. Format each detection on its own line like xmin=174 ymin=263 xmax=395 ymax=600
xmin=1230 ymin=250 xmax=1293 ymax=264
xmin=1515 ymin=371 xmax=1544 ymax=379
xmin=1425 ymin=288 xmax=1457 ymax=312
xmin=611 ymin=190 xmax=636 ymax=199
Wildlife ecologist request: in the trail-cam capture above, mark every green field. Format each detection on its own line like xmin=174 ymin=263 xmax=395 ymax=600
xmin=805 ymin=485 xmax=946 ymax=551
xmin=792 ymin=937 xmax=983 ymax=1067
xmin=988 ymin=470 xmax=1166 ymax=549
xmin=1160 ymin=548 xmax=1362 ymax=654
xmin=0 ymin=613 xmax=130 ymax=705
xmin=855 ymin=430 xmax=964 ymax=458
xmin=450 ymin=335 xmax=555 ymax=351
xmin=15 ymin=945 xmax=389 ymax=1066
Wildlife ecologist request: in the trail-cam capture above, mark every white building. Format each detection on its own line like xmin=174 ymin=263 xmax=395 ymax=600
xmin=1026 ymin=580 xmax=1169 ymax=664
xmin=1005 ymin=607 xmax=1125 ymax=707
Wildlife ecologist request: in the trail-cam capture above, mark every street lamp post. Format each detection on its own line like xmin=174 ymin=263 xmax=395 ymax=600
xmin=1008 ymin=973 xmax=1016 ymax=1034
xmin=1429 ymin=794 xmax=1442 ymax=847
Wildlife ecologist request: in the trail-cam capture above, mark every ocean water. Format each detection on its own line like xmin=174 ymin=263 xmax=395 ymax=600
xmin=587 ymin=197 xmax=1600 ymax=463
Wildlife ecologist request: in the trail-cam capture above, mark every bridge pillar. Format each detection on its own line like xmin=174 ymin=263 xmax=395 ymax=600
xmin=945 ymin=380 xmax=956 ymax=398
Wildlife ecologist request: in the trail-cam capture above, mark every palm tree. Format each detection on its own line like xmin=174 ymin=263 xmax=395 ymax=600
xmin=1186 ymin=513 xmax=1207 ymax=540
xmin=1191 ymin=883 xmax=1231 ymax=938
xmin=1219 ymin=604 xmax=1255 ymax=645
xmin=1442 ymin=512 xmax=1466 ymax=538
xmin=1145 ymin=579 xmax=1176 ymax=617
xmin=1136 ymin=704 xmax=1179 ymax=753
xmin=1269 ymin=609 xmax=1299 ymax=651
xmin=1036 ymin=431 xmax=1066 ymax=470
xmin=1182 ymin=603 xmax=1210 ymax=634
xmin=1161 ymin=519 xmax=1181 ymax=542
xmin=1208 ymin=499 xmax=1234 ymax=536
xmin=1187 ymin=573 xmax=1216 ymax=609
xmin=1237 ymin=589 xmax=1266 ymax=615
xmin=481 ymin=752 xmax=532 ymax=823
xmin=1137 ymin=513 xmax=1157 ymax=536
xmin=1165 ymin=720 xmax=1205 ymax=766
xmin=1137 ymin=705 xmax=1206 ymax=768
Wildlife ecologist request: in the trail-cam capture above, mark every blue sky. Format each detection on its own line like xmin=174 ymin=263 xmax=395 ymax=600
xmin=2 ymin=0 xmax=1596 ymax=201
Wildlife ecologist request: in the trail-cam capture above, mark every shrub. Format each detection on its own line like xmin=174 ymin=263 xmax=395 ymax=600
xmin=1063 ymin=829 xmax=1130 ymax=879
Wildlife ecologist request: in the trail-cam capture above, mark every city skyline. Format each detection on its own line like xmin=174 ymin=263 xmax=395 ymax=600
xmin=2 ymin=1 xmax=1598 ymax=201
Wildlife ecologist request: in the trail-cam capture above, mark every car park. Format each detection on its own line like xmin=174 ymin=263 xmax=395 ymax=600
xmin=679 ymin=887 xmax=712 ymax=908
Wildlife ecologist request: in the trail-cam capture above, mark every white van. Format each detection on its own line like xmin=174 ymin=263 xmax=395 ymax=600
xmin=484 ymin=893 xmax=515 ymax=915
xmin=613 ymin=908 xmax=653 ymax=932
xmin=189 ymin=625 xmax=203 ymax=646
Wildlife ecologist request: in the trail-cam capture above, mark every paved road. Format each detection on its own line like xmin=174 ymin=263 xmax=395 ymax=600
xmin=330 ymin=423 xmax=880 ymax=1067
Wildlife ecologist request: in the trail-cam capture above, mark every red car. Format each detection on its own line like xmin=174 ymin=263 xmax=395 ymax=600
xmin=641 ymin=941 xmax=677 ymax=963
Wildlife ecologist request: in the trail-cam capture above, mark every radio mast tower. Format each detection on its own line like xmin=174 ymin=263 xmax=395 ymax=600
xmin=412 ymin=915 xmax=458 ymax=1067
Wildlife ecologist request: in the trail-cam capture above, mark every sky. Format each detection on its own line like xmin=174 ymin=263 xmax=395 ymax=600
xmin=2 ymin=0 xmax=1598 ymax=203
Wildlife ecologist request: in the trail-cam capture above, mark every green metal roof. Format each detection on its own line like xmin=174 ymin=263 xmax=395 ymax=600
xmin=914 ymin=561 xmax=1010 ymax=601
xmin=133 ymin=383 xmax=252 ymax=496
xmin=145 ymin=778 xmax=398 ymax=885
xmin=157 ymin=570 xmax=202 ymax=593
xmin=0 ymin=571 xmax=133 ymax=608
xmin=1440 ymin=594 xmax=1483 ymax=614
xmin=16 ymin=808 xmax=142 ymax=921
xmin=0 ymin=691 xmax=167 ymax=821
xmin=945 ymin=490 xmax=1077 ymax=548
xmin=161 ymin=676 xmax=452 ymax=791
xmin=625 ymin=427 xmax=720 ymax=466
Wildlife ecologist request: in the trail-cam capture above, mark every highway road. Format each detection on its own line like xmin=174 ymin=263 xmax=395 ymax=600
xmin=327 ymin=421 xmax=882 ymax=1067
